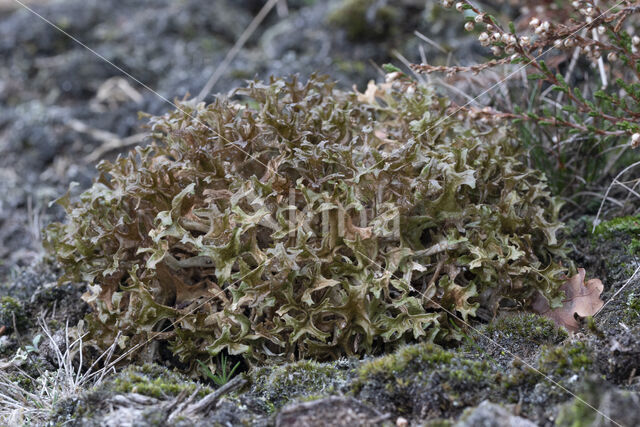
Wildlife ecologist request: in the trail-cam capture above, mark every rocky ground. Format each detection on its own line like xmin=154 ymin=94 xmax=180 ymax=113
xmin=1 ymin=1 xmax=640 ymax=426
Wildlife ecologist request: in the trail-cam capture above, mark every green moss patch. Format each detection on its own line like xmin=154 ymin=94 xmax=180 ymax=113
xmin=538 ymin=342 xmax=592 ymax=377
xmin=0 ymin=296 xmax=28 ymax=334
xmin=625 ymin=292 xmax=640 ymax=321
xmin=109 ymin=363 xmax=212 ymax=399
xmin=592 ymin=215 xmax=640 ymax=257
xmin=485 ymin=313 xmax=568 ymax=345
xmin=594 ymin=215 xmax=640 ymax=237
xmin=556 ymin=395 xmax=598 ymax=427
xmin=353 ymin=343 xmax=498 ymax=418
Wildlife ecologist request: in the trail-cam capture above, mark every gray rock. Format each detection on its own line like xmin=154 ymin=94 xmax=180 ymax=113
xmin=275 ymin=396 xmax=387 ymax=427
xmin=455 ymin=401 xmax=536 ymax=427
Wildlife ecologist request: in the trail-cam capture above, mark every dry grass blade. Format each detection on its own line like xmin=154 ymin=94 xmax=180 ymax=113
xmin=0 ymin=319 xmax=120 ymax=425
xmin=593 ymin=160 xmax=640 ymax=232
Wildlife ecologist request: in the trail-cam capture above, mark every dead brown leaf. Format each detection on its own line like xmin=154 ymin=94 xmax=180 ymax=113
xmin=532 ymin=268 xmax=604 ymax=332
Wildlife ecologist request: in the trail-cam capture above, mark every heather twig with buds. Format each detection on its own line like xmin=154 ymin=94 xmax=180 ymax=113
xmin=414 ymin=0 xmax=640 ymax=206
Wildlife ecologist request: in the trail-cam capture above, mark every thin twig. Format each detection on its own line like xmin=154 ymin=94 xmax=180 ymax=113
xmin=414 ymin=30 xmax=450 ymax=55
xmin=183 ymin=376 xmax=246 ymax=416
xmin=65 ymin=119 xmax=147 ymax=163
xmin=196 ymin=0 xmax=280 ymax=102
xmin=392 ymin=49 xmax=426 ymax=85
xmin=595 ymin=263 xmax=640 ymax=316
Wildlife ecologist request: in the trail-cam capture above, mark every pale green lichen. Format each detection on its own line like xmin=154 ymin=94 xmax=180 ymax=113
xmin=46 ymin=75 xmax=568 ymax=363
xmin=250 ymin=360 xmax=348 ymax=411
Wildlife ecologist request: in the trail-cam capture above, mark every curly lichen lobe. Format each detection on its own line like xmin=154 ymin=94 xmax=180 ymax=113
xmin=46 ymin=75 xmax=568 ymax=363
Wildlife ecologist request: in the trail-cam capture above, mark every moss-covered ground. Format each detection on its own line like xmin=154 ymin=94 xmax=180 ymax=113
xmin=2 ymin=216 xmax=640 ymax=426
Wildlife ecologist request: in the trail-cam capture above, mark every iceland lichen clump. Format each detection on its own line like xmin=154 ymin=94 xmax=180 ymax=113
xmin=46 ymin=75 xmax=568 ymax=363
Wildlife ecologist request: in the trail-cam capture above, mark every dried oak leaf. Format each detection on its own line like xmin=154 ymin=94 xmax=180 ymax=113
xmin=532 ymin=268 xmax=604 ymax=332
